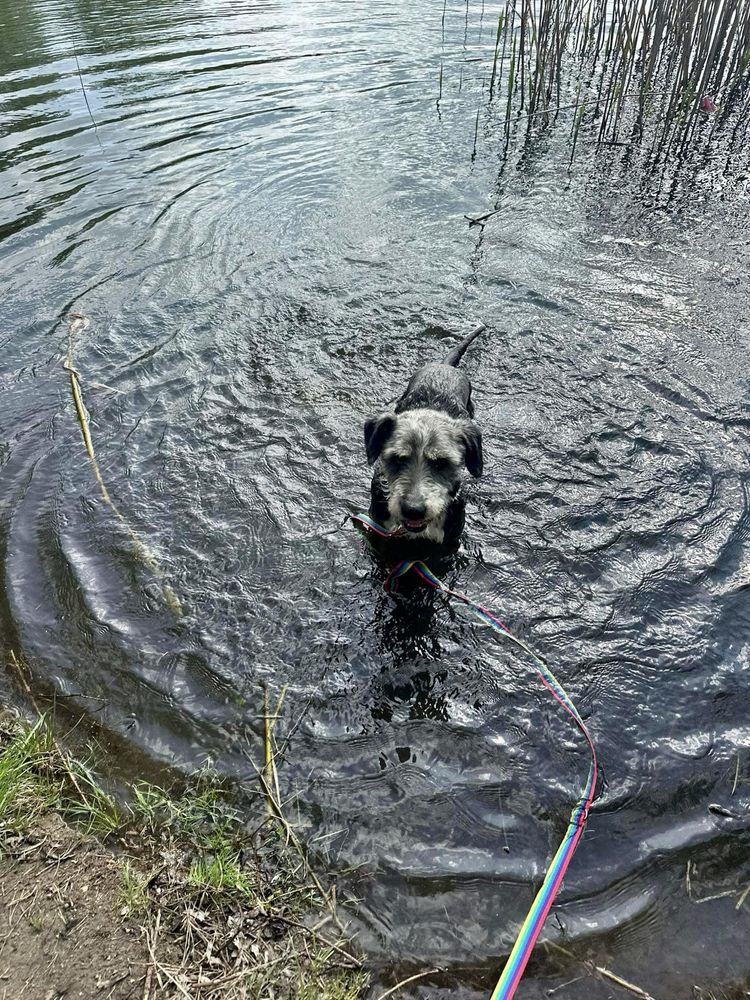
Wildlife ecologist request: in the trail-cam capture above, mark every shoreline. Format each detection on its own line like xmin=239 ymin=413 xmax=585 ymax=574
xmin=0 ymin=707 xmax=369 ymax=1000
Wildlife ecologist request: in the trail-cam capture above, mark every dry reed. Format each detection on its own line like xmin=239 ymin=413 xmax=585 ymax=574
xmin=483 ymin=0 xmax=750 ymax=169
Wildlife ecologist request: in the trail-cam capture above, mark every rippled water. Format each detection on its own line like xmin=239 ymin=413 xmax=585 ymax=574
xmin=2 ymin=1 xmax=750 ymax=996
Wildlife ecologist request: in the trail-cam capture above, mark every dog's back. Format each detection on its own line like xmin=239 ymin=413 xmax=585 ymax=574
xmin=394 ymin=323 xmax=485 ymax=420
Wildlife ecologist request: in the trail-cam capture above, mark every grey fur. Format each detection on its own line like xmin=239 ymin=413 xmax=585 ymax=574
xmin=364 ymin=324 xmax=485 ymax=545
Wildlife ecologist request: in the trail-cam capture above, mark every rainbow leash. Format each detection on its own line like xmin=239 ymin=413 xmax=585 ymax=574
xmin=352 ymin=513 xmax=598 ymax=1000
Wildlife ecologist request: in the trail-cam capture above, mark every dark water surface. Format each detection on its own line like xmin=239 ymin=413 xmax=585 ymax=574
xmin=2 ymin=1 xmax=750 ymax=996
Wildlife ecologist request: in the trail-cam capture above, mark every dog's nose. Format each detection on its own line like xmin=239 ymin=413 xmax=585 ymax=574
xmin=401 ymin=501 xmax=426 ymax=521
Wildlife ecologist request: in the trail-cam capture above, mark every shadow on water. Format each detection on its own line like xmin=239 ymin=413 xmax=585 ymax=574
xmin=1 ymin=0 xmax=750 ymax=997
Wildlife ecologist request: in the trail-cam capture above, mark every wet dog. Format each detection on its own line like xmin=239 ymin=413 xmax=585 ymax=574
xmin=364 ymin=324 xmax=485 ymax=547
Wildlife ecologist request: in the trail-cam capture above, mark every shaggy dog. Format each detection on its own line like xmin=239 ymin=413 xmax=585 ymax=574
xmin=364 ymin=324 xmax=485 ymax=546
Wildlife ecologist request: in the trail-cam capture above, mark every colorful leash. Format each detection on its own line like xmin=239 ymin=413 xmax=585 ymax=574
xmin=351 ymin=513 xmax=598 ymax=1000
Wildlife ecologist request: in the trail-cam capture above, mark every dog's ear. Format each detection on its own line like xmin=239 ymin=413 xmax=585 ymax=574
xmin=364 ymin=413 xmax=396 ymax=465
xmin=461 ymin=422 xmax=483 ymax=477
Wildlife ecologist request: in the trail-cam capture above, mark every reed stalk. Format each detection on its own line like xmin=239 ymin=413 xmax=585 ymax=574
xmin=481 ymin=0 xmax=750 ymax=176
xmin=489 ymin=11 xmax=505 ymax=98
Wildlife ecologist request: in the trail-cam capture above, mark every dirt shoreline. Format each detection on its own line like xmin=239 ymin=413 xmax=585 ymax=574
xmin=0 ymin=709 xmax=368 ymax=1000
xmin=1 ymin=811 xmax=163 ymax=999
xmin=3 ymin=708 xmax=748 ymax=1000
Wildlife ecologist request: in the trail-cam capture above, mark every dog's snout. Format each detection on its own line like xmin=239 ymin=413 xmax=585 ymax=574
xmin=401 ymin=500 xmax=427 ymax=521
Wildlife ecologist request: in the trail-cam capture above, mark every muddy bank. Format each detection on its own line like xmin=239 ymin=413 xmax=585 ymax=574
xmin=1 ymin=811 xmax=162 ymax=999
xmin=0 ymin=709 xmax=368 ymax=1000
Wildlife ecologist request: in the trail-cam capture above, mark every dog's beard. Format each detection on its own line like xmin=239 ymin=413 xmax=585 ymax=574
xmin=385 ymin=486 xmax=450 ymax=543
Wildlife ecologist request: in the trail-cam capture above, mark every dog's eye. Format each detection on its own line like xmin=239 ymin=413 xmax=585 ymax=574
xmin=428 ymin=456 xmax=452 ymax=471
xmin=385 ymin=453 xmax=409 ymax=469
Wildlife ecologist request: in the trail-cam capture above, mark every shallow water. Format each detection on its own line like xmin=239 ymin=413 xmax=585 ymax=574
xmin=2 ymin=1 xmax=750 ymax=996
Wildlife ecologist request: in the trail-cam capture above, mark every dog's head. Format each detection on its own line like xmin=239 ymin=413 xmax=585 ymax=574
xmin=364 ymin=408 xmax=483 ymax=537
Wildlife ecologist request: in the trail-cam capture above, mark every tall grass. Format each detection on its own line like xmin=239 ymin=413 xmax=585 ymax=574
xmin=0 ymin=714 xmax=119 ymax=837
xmin=485 ymin=0 xmax=750 ymax=170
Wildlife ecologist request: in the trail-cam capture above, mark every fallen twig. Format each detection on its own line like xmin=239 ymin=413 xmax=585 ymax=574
xmin=250 ymin=758 xmax=347 ymax=935
xmin=686 ymin=860 xmax=739 ymax=904
xmin=63 ymin=312 xmax=182 ymax=616
xmin=546 ymin=941 xmax=658 ymax=1000
xmin=731 ymin=754 xmax=740 ymax=795
xmin=141 ymin=964 xmax=153 ymax=1000
xmin=375 ymin=967 xmax=442 ymax=1000
xmin=736 ymin=881 xmax=750 ymax=911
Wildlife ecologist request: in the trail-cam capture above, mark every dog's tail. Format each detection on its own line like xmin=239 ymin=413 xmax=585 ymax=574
xmin=444 ymin=322 xmax=486 ymax=367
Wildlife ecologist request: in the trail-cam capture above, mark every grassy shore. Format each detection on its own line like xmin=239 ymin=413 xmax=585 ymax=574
xmin=0 ymin=708 xmax=368 ymax=1000
xmin=3 ymin=707 xmax=747 ymax=1000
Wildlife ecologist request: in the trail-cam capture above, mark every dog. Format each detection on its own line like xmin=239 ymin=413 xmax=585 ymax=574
xmin=364 ymin=324 xmax=485 ymax=547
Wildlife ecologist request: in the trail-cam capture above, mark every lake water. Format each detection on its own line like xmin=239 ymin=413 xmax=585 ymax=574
xmin=1 ymin=1 xmax=749 ymax=996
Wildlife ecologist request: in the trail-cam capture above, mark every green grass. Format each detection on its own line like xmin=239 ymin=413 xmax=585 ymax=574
xmin=131 ymin=775 xmax=234 ymax=841
xmin=28 ymin=912 xmax=47 ymax=932
xmin=119 ymin=860 xmax=149 ymax=917
xmin=131 ymin=776 xmax=267 ymax=903
xmin=0 ymin=718 xmax=56 ymax=827
xmin=297 ymin=967 xmax=370 ymax=1000
xmin=0 ymin=714 xmax=119 ymax=840
xmin=244 ymin=960 xmax=368 ymax=1000
xmin=187 ymin=839 xmax=255 ymax=898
